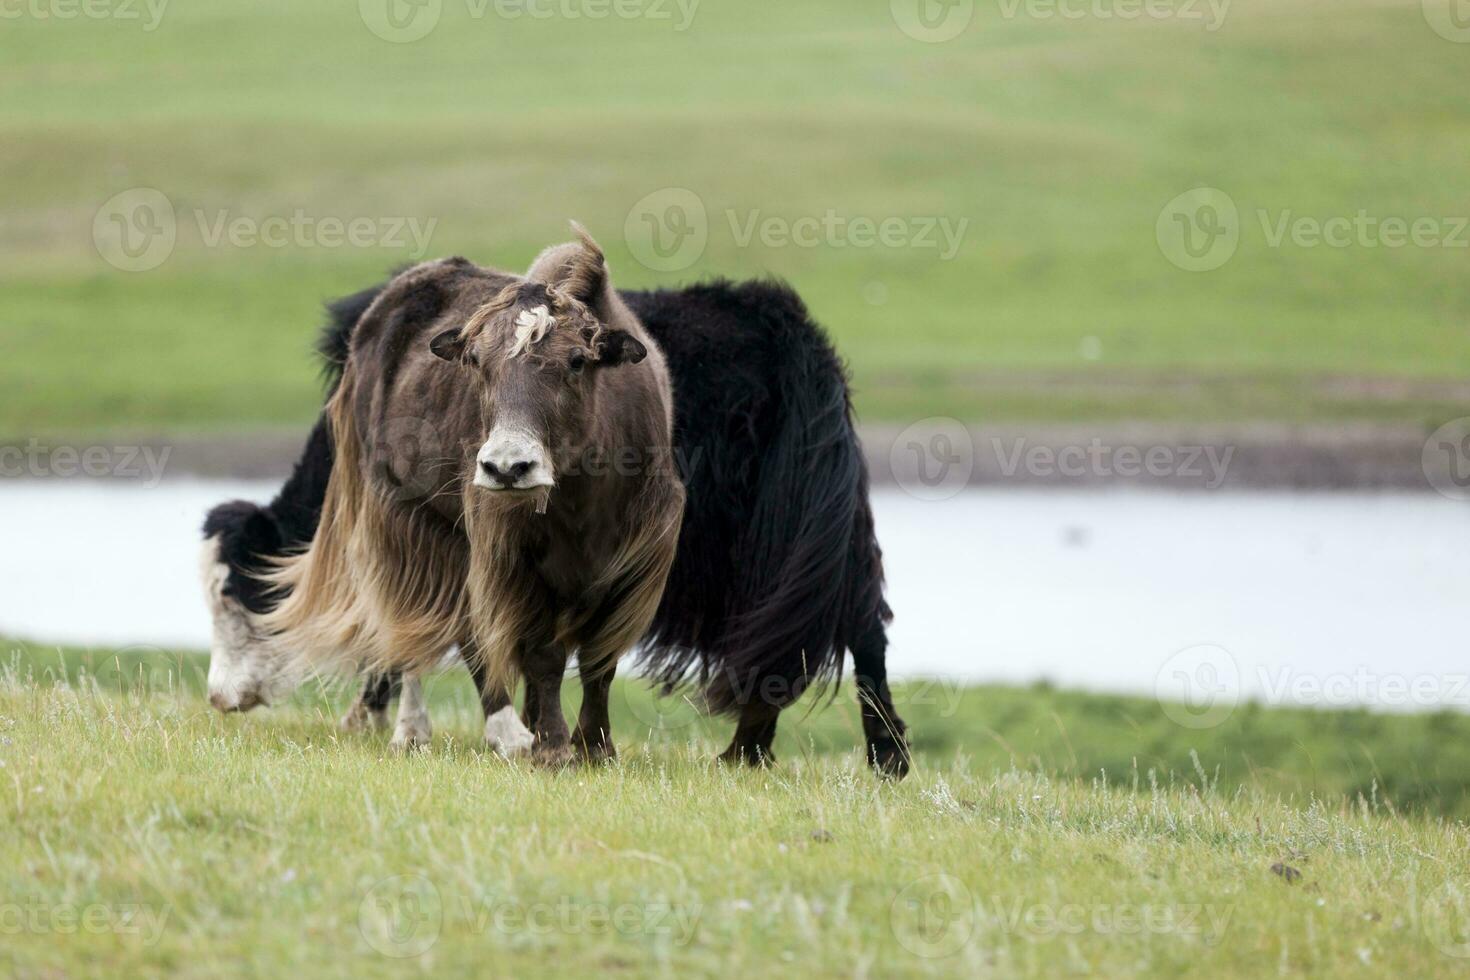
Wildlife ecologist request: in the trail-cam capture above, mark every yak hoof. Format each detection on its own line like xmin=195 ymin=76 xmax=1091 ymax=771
xmin=339 ymin=702 xmax=388 ymax=733
xmin=718 ymin=744 xmax=774 ymax=769
xmin=484 ymin=706 xmax=535 ymax=759
xmin=573 ymin=735 xmax=617 ymax=765
xmin=389 ymin=723 xmax=432 ymax=753
xmin=532 ymin=739 xmax=575 ymax=769
xmin=867 ymin=736 xmax=911 ymax=780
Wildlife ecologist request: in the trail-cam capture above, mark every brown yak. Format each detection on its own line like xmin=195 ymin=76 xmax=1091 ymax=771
xmin=261 ymin=226 xmax=685 ymax=765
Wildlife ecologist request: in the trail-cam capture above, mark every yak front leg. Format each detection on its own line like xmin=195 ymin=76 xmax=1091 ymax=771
xmin=340 ymin=671 xmax=399 ymax=732
xmin=388 ymin=674 xmax=431 ymax=752
xmin=520 ymin=641 xmax=573 ymax=768
xmin=572 ymin=657 xmax=616 ymax=763
xmin=463 ymin=638 xmax=534 ymax=759
xmin=521 ymin=675 xmax=542 ymax=733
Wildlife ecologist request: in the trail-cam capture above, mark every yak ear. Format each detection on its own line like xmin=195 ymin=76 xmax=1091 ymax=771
xmin=597 ymin=329 xmax=647 ymax=367
xmin=429 ymin=328 xmax=470 ymax=363
xmin=528 ymin=221 xmax=608 ymax=306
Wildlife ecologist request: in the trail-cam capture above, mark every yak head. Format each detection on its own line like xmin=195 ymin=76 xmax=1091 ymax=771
xmin=199 ymin=500 xmax=299 ymax=712
xmin=427 ymin=225 xmax=647 ymax=504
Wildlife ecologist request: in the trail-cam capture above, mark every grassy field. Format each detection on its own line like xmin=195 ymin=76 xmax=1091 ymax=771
xmin=5 ymin=639 xmax=1470 ymax=977
xmin=2 ymin=0 xmax=1469 ymax=436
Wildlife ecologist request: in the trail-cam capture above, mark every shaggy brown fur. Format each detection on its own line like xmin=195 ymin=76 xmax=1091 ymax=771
xmin=263 ymin=232 xmax=683 ymax=763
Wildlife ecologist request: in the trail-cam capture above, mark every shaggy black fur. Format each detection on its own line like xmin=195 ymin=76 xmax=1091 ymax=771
xmin=626 ymin=285 xmax=873 ymax=701
xmin=203 ymin=276 xmax=909 ymax=776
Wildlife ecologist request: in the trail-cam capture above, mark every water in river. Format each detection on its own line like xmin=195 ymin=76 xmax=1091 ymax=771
xmin=2 ymin=481 xmax=1466 ymax=709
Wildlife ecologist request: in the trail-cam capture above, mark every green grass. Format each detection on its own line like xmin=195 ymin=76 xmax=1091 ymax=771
xmin=5 ymin=639 xmax=1470 ymax=977
xmin=2 ymin=0 xmax=1468 ymax=435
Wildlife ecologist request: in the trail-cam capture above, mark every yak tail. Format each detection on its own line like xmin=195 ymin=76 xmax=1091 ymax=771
xmin=703 ymin=323 xmax=867 ymax=716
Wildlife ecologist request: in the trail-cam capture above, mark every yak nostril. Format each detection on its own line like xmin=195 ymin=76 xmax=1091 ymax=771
xmin=482 ymin=458 xmax=533 ymax=484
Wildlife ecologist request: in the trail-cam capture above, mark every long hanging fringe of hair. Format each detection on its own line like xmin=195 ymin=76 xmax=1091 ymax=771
xmin=259 ymin=367 xmax=469 ymax=678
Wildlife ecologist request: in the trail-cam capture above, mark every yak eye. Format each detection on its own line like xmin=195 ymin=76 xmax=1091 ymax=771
xmin=568 ymin=352 xmax=587 ymax=375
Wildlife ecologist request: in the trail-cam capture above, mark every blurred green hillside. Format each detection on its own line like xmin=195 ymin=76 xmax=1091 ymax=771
xmin=1 ymin=0 xmax=1467 ymax=434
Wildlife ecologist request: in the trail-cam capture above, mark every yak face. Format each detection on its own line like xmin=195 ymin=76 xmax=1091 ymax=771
xmin=199 ymin=501 xmax=297 ymax=712
xmin=428 ymin=231 xmax=647 ymax=499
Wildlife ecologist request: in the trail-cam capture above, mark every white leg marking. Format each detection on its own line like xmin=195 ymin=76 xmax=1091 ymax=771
xmin=389 ymin=677 xmax=431 ymax=752
xmin=483 ymin=705 xmax=535 ymax=759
